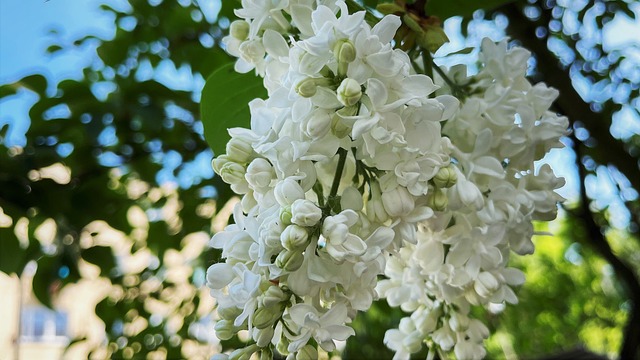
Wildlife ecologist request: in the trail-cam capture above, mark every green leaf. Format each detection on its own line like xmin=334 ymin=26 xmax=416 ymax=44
xmin=426 ymin=0 xmax=517 ymax=20
xmin=0 ymin=84 xmax=18 ymax=98
xmin=19 ymin=74 xmax=48 ymax=94
xmin=200 ymin=62 xmax=267 ymax=157
xmin=0 ymin=228 xmax=22 ymax=275
xmin=81 ymin=246 xmax=116 ymax=276
xmin=33 ymin=255 xmax=58 ymax=308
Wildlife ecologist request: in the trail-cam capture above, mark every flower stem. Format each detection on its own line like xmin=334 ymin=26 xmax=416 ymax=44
xmin=329 ymin=147 xmax=349 ymax=199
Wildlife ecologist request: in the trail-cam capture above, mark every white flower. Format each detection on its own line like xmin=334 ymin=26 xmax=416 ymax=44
xmin=287 ymin=303 xmax=355 ymax=352
xmin=320 ymin=210 xmax=367 ymax=261
xmin=291 ymin=199 xmax=323 ymax=227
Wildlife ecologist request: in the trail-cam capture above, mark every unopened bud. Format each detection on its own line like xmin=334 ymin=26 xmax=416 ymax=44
xmin=253 ymin=326 xmax=275 ymax=347
xmin=403 ymin=13 xmax=424 ymax=34
xmin=260 ymin=347 xmax=274 ymax=360
xmin=262 ymin=286 xmax=287 ymax=307
xmin=381 ymin=186 xmax=415 ymax=217
xmin=448 ymin=312 xmax=470 ymax=332
xmin=366 ymin=181 xmax=389 ymax=222
xmin=337 ymin=78 xmax=362 ymax=107
xmin=212 ymin=155 xmax=230 ymax=174
xmin=275 ymin=179 xmax=305 ymax=206
xmin=291 ymin=199 xmax=322 ymax=227
xmin=252 ymin=306 xmax=282 ymax=329
xmin=245 ymin=158 xmax=274 ymax=189
xmin=279 ymin=206 xmax=293 ymax=226
xmin=226 ymin=137 xmax=253 ymax=163
xmin=474 ymin=272 xmax=499 ymax=298
xmin=296 ymin=345 xmax=318 ymax=360
xmin=427 ymin=189 xmax=448 ymax=212
xmin=280 ymin=225 xmax=309 ymax=251
xmin=334 ymin=39 xmax=356 ymax=63
xmin=214 ymin=320 xmax=236 ymax=341
xmin=217 ymin=305 xmax=242 ymax=321
xmin=276 ymin=249 xmax=304 ymax=271
xmin=305 ymin=111 xmax=332 ymax=139
xmin=433 ymin=166 xmax=458 ymax=188
xmin=377 ymin=3 xmax=405 ymax=15
xmin=276 ymin=336 xmax=290 ymax=355
xmin=230 ymin=20 xmax=250 ymax=41
xmin=230 ymin=344 xmax=259 ymax=360
xmin=418 ymin=25 xmax=449 ymax=53
xmin=219 ymin=162 xmax=246 ymax=184
xmin=295 ymin=77 xmax=331 ymax=98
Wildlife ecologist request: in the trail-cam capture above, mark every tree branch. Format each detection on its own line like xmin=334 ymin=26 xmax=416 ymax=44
xmin=567 ymin=133 xmax=640 ymax=360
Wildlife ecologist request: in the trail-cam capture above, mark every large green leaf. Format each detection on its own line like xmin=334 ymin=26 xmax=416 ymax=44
xmin=200 ymin=63 xmax=267 ymax=157
xmin=426 ymin=0 xmax=517 ymax=20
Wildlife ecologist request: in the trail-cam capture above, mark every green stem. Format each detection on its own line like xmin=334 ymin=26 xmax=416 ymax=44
xmin=423 ymin=50 xmax=434 ymax=79
xmin=430 ymin=58 xmax=456 ymax=90
xmin=329 ymin=147 xmax=348 ymax=199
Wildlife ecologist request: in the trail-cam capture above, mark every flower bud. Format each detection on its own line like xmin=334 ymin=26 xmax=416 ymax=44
xmin=448 ymin=312 xmax=470 ymax=332
xmin=230 ymin=20 xmax=250 ymax=41
xmin=212 ymin=155 xmax=230 ymax=174
xmin=253 ymin=326 xmax=275 ymax=347
xmin=275 ymin=179 xmax=305 ymax=206
xmin=276 ymin=336 xmax=290 ymax=355
xmin=280 ymin=206 xmax=293 ymax=226
xmin=474 ymin=272 xmax=499 ymax=298
xmin=295 ymin=77 xmax=332 ymax=98
xmin=239 ymin=39 xmax=265 ymax=65
xmin=296 ymin=77 xmax=320 ymax=98
xmin=280 ymin=225 xmax=309 ymax=251
xmin=377 ymin=3 xmax=405 ymax=15
xmin=337 ymin=78 xmax=362 ymax=107
xmin=214 ymin=320 xmax=237 ymax=341
xmin=381 ymin=186 xmax=415 ymax=217
xmin=260 ymin=348 xmax=273 ymax=360
xmin=245 ymin=158 xmax=274 ymax=189
xmin=305 ymin=111 xmax=332 ymax=139
xmin=418 ymin=25 xmax=449 ymax=54
xmin=433 ymin=165 xmax=458 ymax=188
xmin=261 ymin=220 xmax=284 ymax=248
xmin=226 ymin=137 xmax=253 ymax=163
xmin=252 ymin=306 xmax=282 ymax=329
xmin=217 ymin=304 xmax=242 ymax=321
xmin=366 ymin=181 xmax=389 ymax=223
xmin=334 ymin=39 xmax=356 ymax=63
xmin=296 ymin=345 xmax=318 ymax=360
xmin=229 ymin=344 xmax=259 ymax=360
xmin=335 ymin=39 xmax=356 ymax=76
xmin=276 ymin=249 xmax=304 ymax=271
xmin=331 ymin=114 xmax=351 ymax=139
xmin=219 ymin=162 xmax=246 ymax=184
xmin=291 ymin=199 xmax=322 ymax=227
xmin=427 ymin=189 xmax=448 ymax=212
xmin=262 ymin=286 xmax=287 ymax=308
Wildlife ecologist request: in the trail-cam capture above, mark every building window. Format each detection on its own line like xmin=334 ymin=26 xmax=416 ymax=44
xmin=20 ymin=306 xmax=69 ymax=344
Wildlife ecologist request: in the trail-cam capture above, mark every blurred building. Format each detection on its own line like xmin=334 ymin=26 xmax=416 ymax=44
xmin=0 ymin=265 xmax=109 ymax=360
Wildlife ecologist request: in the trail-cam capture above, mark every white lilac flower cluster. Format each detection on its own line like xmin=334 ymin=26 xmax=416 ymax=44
xmin=206 ymin=1 xmax=567 ymax=359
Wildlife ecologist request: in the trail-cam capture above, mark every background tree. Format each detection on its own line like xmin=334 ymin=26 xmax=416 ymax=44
xmin=0 ymin=0 xmax=638 ymax=358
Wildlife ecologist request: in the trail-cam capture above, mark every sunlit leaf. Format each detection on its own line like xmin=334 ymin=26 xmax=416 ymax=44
xmin=200 ymin=62 xmax=266 ymax=157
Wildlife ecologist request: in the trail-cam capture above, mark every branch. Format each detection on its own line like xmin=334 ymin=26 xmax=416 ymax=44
xmin=567 ymin=132 xmax=640 ymax=359
xmin=502 ymin=5 xmax=640 ymax=358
